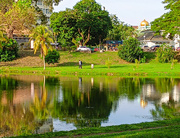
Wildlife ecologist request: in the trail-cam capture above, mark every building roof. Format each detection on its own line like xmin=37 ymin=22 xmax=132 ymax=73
xmin=138 ymin=31 xmax=170 ymax=42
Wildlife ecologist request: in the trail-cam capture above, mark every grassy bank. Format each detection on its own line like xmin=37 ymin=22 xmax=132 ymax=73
xmin=1 ymin=62 xmax=180 ymax=77
xmin=14 ymin=118 xmax=180 ymax=138
xmin=1 ymin=50 xmax=180 ymax=77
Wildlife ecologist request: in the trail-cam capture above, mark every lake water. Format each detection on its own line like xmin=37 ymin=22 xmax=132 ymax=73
xmin=0 ymin=75 xmax=180 ymax=137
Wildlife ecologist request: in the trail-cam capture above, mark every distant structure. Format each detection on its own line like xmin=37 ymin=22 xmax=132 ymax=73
xmin=15 ymin=0 xmax=52 ymax=25
xmin=138 ymin=19 xmax=151 ymax=31
xmin=137 ymin=19 xmax=180 ymax=50
xmin=32 ymin=0 xmax=52 ymax=25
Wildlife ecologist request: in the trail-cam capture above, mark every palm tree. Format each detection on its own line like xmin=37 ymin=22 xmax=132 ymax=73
xmin=29 ymin=25 xmax=54 ymax=70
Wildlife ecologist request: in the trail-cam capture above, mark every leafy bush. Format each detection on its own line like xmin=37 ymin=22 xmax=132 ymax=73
xmin=156 ymin=44 xmax=175 ymax=63
xmin=118 ymin=37 xmax=143 ymax=63
xmin=45 ymin=49 xmax=60 ymax=64
xmin=0 ymin=39 xmax=18 ymax=62
xmin=105 ymin=59 xmax=112 ymax=68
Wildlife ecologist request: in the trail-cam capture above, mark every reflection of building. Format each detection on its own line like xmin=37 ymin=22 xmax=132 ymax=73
xmin=140 ymin=83 xmax=180 ymax=107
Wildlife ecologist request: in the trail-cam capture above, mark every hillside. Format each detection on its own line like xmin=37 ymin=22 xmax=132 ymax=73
xmin=0 ymin=50 xmax=128 ymax=67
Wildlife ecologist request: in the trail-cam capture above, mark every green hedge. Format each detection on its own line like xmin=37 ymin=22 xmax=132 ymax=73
xmin=0 ymin=39 xmax=19 ymax=62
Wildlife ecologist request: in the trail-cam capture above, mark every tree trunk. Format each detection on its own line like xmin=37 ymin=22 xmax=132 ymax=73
xmin=84 ymin=26 xmax=91 ymax=46
xmin=43 ymin=55 xmax=46 ymax=70
xmin=7 ymin=28 xmax=14 ymax=39
xmin=78 ymin=28 xmax=84 ymax=46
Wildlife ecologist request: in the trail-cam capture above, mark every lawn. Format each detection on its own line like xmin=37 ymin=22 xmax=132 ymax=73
xmin=0 ymin=50 xmax=180 ymax=77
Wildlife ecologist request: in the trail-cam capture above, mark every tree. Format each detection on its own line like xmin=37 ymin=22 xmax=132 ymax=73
xmin=118 ymin=37 xmax=143 ymax=63
xmin=0 ymin=30 xmax=6 ymax=49
xmin=106 ymin=15 xmax=136 ymax=41
xmin=0 ymin=0 xmax=36 ymax=39
xmin=151 ymin=0 xmax=180 ymax=39
xmin=50 ymin=9 xmax=78 ymax=47
xmin=32 ymin=0 xmax=63 ymax=10
xmin=73 ymin=0 xmax=112 ymax=46
xmin=156 ymin=44 xmax=175 ymax=63
xmin=29 ymin=25 xmax=54 ymax=70
xmin=50 ymin=0 xmax=112 ymax=47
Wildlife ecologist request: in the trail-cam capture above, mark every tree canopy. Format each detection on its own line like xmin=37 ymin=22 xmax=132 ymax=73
xmin=29 ymin=25 xmax=54 ymax=70
xmin=151 ymin=0 xmax=180 ymax=39
xmin=106 ymin=15 xmax=136 ymax=41
xmin=50 ymin=0 xmax=112 ymax=46
xmin=0 ymin=0 xmax=36 ymax=38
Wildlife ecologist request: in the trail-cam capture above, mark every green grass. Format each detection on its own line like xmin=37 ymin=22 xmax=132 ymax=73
xmin=13 ymin=118 xmax=180 ymax=138
xmin=1 ymin=51 xmax=180 ymax=77
xmin=1 ymin=62 xmax=180 ymax=77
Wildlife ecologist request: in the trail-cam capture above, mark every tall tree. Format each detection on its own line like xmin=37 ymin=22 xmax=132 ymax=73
xmin=73 ymin=0 xmax=112 ymax=46
xmin=50 ymin=9 xmax=78 ymax=46
xmin=50 ymin=0 xmax=112 ymax=46
xmin=151 ymin=0 xmax=180 ymax=39
xmin=0 ymin=0 xmax=36 ymax=39
xmin=106 ymin=15 xmax=136 ymax=41
xmin=29 ymin=25 xmax=54 ymax=70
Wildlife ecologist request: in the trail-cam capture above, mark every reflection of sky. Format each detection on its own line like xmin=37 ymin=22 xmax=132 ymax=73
xmin=53 ymin=98 xmax=155 ymax=131
xmin=101 ymin=98 xmax=155 ymax=126
xmin=53 ymin=119 xmax=76 ymax=132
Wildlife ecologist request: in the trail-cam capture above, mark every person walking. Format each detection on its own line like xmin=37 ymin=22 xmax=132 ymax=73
xmin=79 ymin=60 xmax=82 ymax=69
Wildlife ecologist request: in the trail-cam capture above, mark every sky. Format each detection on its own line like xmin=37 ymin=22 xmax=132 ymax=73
xmin=53 ymin=0 xmax=167 ymax=26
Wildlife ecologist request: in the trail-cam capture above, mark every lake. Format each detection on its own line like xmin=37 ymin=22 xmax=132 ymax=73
xmin=0 ymin=75 xmax=179 ymax=137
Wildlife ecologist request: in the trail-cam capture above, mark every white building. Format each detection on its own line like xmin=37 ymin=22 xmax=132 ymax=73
xmin=32 ymin=0 xmax=52 ymax=25
xmin=137 ymin=19 xmax=180 ymax=50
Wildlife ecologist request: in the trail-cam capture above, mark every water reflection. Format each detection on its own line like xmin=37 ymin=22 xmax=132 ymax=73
xmin=0 ymin=76 xmax=180 ymax=137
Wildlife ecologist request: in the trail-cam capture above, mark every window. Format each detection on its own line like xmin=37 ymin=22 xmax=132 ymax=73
xmin=37 ymin=0 xmax=42 ymax=5
xmin=46 ymin=9 xmax=51 ymax=14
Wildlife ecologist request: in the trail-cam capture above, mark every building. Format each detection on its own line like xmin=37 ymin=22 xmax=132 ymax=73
xmin=137 ymin=19 xmax=180 ymax=50
xmin=32 ymin=0 xmax=52 ymax=25
xmin=137 ymin=19 xmax=151 ymax=31
xmin=138 ymin=30 xmax=170 ymax=47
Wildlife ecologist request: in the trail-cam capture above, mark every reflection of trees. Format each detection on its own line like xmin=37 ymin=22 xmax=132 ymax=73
xmin=0 ymin=76 xmax=18 ymax=103
xmin=154 ymin=78 xmax=177 ymax=93
xmin=117 ymin=78 xmax=142 ymax=100
xmin=0 ymin=76 xmax=38 ymax=137
xmin=52 ymin=78 xmax=113 ymax=128
xmin=150 ymin=100 xmax=180 ymax=120
xmin=30 ymin=76 xmax=54 ymax=120
xmin=0 ymin=105 xmax=37 ymax=137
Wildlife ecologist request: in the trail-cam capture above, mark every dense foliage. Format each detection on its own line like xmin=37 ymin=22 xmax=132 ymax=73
xmin=106 ymin=15 xmax=137 ymax=41
xmin=50 ymin=0 xmax=112 ymax=47
xmin=118 ymin=37 xmax=143 ymax=63
xmin=151 ymin=0 xmax=180 ymax=39
xmin=0 ymin=38 xmax=18 ymax=62
xmin=0 ymin=0 xmax=36 ymax=39
xmin=45 ymin=49 xmax=60 ymax=64
xmin=29 ymin=25 xmax=54 ymax=70
xmin=156 ymin=44 xmax=175 ymax=63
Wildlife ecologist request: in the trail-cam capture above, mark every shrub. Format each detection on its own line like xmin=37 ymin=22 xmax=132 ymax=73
xmin=156 ymin=44 xmax=175 ymax=63
xmin=0 ymin=39 xmax=18 ymax=62
xmin=105 ymin=59 xmax=112 ymax=68
xmin=45 ymin=49 xmax=60 ymax=64
xmin=118 ymin=37 xmax=143 ymax=63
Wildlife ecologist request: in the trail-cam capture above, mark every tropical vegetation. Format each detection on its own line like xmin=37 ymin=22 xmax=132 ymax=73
xmin=50 ymin=0 xmax=112 ymax=47
xmin=0 ymin=0 xmax=36 ymax=39
xmin=151 ymin=0 xmax=180 ymax=39
xmin=118 ymin=37 xmax=143 ymax=63
xmin=29 ymin=25 xmax=54 ymax=70
xmin=0 ymin=38 xmax=19 ymax=62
